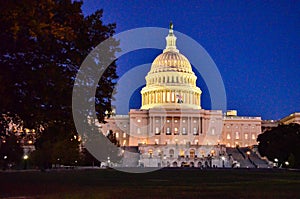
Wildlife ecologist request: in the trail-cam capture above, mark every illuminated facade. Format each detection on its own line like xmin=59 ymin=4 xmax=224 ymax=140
xmin=279 ymin=113 xmax=300 ymax=125
xmin=101 ymin=24 xmax=263 ymax=167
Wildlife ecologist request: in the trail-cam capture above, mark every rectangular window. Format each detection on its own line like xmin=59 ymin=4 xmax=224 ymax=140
xmin=123 ymin=133 xmax=126 ymax=138
xmin=174 ymin=127 xmax=179 ymax=135
xmin=155 ymin=139 xmax=159 ymax=145
xmin=137 ymin=128 xmax=141 ymax=134
xmin=155 ymin=127 xmax=160 ymax=135
xmin=116 ymin=132 xmax=119 ymax=138
xmin=193 ymin=127 xmax=198 ymax=135
xmin=235 ymin=132 xmax=239 ymax=140
xmin=252 ymin=134 xmax=256 ymax=140
xmin=245 ymin=133 xmax=248 ymax=140
xmin=166 ymin=127 xmax=171 ymax=135
xmin=182 ymin=128 xmax=187 ymax=135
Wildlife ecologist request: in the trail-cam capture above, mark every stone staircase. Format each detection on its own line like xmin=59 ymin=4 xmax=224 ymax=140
xmin=121 ymin=146 xmax=140 ymax=167
xmin=239 ymin=147 xmax=270 ymax=168
xmin=226 ymin=147 xmax=255 ymax=168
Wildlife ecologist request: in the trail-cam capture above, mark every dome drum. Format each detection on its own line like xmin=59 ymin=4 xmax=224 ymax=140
xmin=145 ymin=72 xmax=197 ymax=86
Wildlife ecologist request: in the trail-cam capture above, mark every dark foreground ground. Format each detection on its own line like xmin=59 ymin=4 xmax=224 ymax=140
xmin=0 ymin=168 xmax=300 ymax=199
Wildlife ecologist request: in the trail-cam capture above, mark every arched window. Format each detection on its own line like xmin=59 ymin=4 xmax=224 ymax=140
xmin=190 ymin=149 xmax=195 ymax=158
xmin=227 ymin=134 xmax=231 ymax=140
xmin=148 ymin=149 xmax=153 ymax=158
xmin=169 ymin=149 xmax=174 ymax=158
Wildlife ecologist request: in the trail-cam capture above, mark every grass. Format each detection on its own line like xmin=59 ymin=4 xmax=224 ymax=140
xmin=0 ymin=168 xmax=300 ymax=198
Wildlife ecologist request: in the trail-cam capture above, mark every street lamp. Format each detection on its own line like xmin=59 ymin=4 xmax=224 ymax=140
xmin=23 ymin=155 xmax=29 ymax=170
xmin=285 ymin=161 xmax=289 ymax=166
xmin=274 ymin=158 xmax=279 ymax=168
xmin=107 ymin=156 xmax=110 ymax=167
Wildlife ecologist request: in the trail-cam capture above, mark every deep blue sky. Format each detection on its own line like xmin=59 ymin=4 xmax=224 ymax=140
xmin=82 ymin=0 xmax=300 ymax=120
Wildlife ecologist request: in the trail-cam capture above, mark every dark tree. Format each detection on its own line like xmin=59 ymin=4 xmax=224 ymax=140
xmin=0 ymin=134 xmax=23 ymax=170
xmin=257 ymin=123 xmax=300 ymax=168
xmin=106 ymin=130 xmax=120 ymax=147
xmin=80 ymin=147 xmax=101 ymax=166
xmin=30 ymin=123 xmax=80 ymax=169
xmin=0 ymin=0 xmax=119 ymax=168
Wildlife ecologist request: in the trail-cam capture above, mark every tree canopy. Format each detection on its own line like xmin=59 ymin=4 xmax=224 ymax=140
xmin=257 ymin=123 xmax=300 ymax=168
xmin=0 ymin=0 xmax=119 ymax=167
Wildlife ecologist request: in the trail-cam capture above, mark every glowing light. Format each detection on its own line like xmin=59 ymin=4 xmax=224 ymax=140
xmin=285 ymin=161 xmax=289 ymax=166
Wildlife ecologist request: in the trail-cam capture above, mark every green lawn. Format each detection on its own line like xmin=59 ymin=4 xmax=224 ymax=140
xmin=1 ymin=168 xmax=300 ymax=198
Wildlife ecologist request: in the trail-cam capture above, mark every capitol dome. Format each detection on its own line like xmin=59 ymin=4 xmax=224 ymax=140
xmin=149 ymin=51 xmax=194 ymax=74
xmin=140 ymin=23 xmax=202 ymax=110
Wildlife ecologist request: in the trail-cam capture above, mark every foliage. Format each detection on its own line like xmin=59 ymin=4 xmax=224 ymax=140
xmin=79 ymin=147 xmax=100 ymax=166
xmin=0 ymin=0 xmax=119 ymax=167
xmin=106 ymin=130 xmax=120 ymax=146
xmin=30 ymin=123 xmax=80 ymax=169
xmin=257 ymin=123 xmax=300 ymax=168
xmin=0 ymin=134 xmax=23 ymax=169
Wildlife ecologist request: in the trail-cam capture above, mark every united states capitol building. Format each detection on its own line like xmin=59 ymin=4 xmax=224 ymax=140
xmin=99 ymin=25 xmax=298 ymax=168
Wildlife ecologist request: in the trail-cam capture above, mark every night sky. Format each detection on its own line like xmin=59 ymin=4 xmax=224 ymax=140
xmin=82 ymin=0 xmax=300 ymax=120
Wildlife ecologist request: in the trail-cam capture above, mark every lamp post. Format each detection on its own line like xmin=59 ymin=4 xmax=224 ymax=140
xmin=246 ymin=151 xmax=251 ymax=157
xmin=274 ymin=158 xmax=278 ymax=168
xmin=284 ymin=161 xmax=289 ymax=168
xmin=107 ymin=156 xmax=110 ymax=167
xmin=23 ymin=155 xmax=29 ymax=170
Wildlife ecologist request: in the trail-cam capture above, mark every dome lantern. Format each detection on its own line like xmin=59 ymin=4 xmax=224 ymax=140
xmin=164 ymin=22 xmax=179 ymax=53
